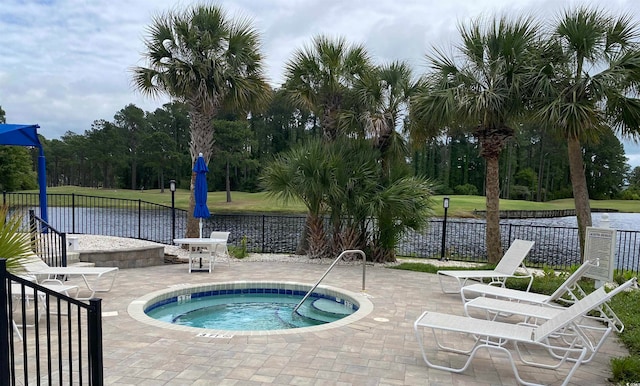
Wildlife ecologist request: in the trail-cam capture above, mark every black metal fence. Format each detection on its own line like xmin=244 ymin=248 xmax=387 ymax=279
xmin=4 ymin=192 xmax=640 ymax=273
xmin=1 ymin=260 xmax=103 ymax=385
xmin=4 ymin=192 xmax=184 ymax=244
xmin=29 ymin=210 xmax=68 ymax=267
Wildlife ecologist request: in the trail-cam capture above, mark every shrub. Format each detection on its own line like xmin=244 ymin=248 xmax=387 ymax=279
xmin=453 ymin=183 xmax=478 ymax=195
xmin=229 ymin=235 xmax=248 ymax=259
xmin=509 ymin=185 xmax=531 ymax=200
xmin=619 ymin=188 xmax=640 ymax=200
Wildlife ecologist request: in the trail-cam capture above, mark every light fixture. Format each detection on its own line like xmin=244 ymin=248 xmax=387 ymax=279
xmin=170 ymin=179 xmax=177 ymax=243
xmin=441 ymin=196 xmax=450 ymax=261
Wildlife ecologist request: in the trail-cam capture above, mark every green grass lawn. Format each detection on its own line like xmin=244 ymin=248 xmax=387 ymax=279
xmin=33 ymin=186 xmax=640 ymax=215
xmin=37 ymin=186 xmax=307 ymax=214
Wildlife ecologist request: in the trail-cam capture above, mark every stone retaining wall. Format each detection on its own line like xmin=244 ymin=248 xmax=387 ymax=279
xmin=78 ymin=246 xmax=165 ymax=268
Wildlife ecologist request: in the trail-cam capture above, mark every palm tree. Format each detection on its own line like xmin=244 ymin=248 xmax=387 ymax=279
xmin=282 ymin=35 xmax=373 ymax=254
xmin=132 ymin=4 xmax=271 ymax=238
xmin=260 ymin=140 xmax=334 ymax=258
xmin=532 ymin=6 xmax=640 ymax=257
xmin=412 ymin=15 xmax=539 ymax=263
xmin=284 ymin=35 xmax=373 ymax=142
xmin=261 ymin=139 xmax=433 ymax=261
xmin=346 ymin=61 xmax=417 ymax=171
xmin=340 ymin=61 xmax=426 ymax=261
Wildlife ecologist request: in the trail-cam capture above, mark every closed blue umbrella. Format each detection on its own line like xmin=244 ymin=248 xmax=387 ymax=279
xmin=193 ymin=153 xmax=210 ymax=238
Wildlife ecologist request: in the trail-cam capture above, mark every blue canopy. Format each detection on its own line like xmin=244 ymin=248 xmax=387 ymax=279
xmin=0 ymin=124 xmax=48 ymax=223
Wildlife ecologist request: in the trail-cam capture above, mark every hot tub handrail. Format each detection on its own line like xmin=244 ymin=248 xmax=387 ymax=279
xmin=292 ymin=249 xmax=366 ymax=314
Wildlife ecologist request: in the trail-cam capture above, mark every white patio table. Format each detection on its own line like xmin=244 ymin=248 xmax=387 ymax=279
xmin=173 ymin=238 xmax=226 ymax=273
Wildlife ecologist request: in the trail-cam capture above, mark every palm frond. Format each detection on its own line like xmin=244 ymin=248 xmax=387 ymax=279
xmin=0 ymin=206 xmax=35 ymax=274
xmin=132 ymin=4 xmax=268 ymax=117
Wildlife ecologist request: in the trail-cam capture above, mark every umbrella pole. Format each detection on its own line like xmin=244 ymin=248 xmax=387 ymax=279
xmin=199 ymin=219 xmax=204 ymax=268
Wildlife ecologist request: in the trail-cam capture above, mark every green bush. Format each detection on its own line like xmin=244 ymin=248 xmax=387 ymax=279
xmin=228 ymin=235 xmax=248 ymax=259
xmin=453 ymin=183 xmax=478 ymax=195
xmin=619 ymin=188 xmax=640 ymax=201
xmin=509 ymin=185 xmax=531 ymax=200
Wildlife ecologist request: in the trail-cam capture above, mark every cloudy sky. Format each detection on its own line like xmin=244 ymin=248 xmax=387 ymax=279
xmin=2 ymin=0 xmax=640 ymax=167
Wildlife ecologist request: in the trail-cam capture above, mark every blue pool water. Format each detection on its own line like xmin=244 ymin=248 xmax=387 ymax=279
xmin=145 ymin=290 xmax=357 ymax=331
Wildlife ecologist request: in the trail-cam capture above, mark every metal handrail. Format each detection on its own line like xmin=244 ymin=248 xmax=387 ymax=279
xmin=292 ymin=249 xmax=366 ymax=314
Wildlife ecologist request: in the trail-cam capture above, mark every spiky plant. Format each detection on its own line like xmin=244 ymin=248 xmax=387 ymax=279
xmin=0 ymin=206 xmax=34 ymax=274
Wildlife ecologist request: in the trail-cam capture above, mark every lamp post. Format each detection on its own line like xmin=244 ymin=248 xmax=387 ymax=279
xmin=169 ymin=180 xmax=176 ymax=244
xmin=440 ymin=196 xmax=449 ymax=261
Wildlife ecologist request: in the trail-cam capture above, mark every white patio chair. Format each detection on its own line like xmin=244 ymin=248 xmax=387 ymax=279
xmin=414 ymin=284 xmax=628 ymax=386
xmin=437 ymin=239 xmax=535 ymax=294
xmin=210 ymin=231 xmax=231 ymax=267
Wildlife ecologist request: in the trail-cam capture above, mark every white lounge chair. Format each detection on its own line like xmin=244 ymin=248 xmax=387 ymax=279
xmin=414 ymin=284 xmax=628 ymax=386
xmin=437 ymin=239 xmax=535 ymax=294
xmin=463 ymin=277 xmax=636 ymax=363
xmin=22 ymin=256 xmax=118 ymax=300
xmin=461 ymin=259 xmax=594 ymax=303
xmin=461 ymin=260 xmax=625 ymax=332
xmin=10 ymin=281 xmax=79 ymax=341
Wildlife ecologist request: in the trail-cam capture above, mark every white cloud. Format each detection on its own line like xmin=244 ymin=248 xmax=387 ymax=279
xmin=1 ymin=0 xmax=640 ymax=161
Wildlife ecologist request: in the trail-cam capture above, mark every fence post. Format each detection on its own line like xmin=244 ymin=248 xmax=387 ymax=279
xmin=138 ymin=200 xmax=142 ymax=239
xmin=0 ymin=259 xmax=10 ymax=386
xmin=262 ymin=215 xmax=266 ymax=253
xmin=29 ymin=209 xmax=37 ymax=252
xmin=61 ymin=233 xmax=68 ymax=267
xmin=88 ymin=298 xmax=103 ymax=386
xmin=72 ymin=193 xmax=76 ymax=234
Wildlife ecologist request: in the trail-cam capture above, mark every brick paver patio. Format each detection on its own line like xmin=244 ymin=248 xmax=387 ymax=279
xmin=85 ymin=259 xmax=628 ymax=385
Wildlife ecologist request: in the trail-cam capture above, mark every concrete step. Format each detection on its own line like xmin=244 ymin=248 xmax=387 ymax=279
xmin=67 ymin=251 xmax=81 ymax=264
xmin=69 ymin=262 xmax=95 ymax=268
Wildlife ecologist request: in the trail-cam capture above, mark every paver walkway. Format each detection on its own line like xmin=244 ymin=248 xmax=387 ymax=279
xmin=90 ymin=259 xmax=626 ymax=385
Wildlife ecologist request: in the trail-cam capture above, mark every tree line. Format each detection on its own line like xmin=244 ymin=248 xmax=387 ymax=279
xmin=1 ymin=93 xmax=635 ymax=200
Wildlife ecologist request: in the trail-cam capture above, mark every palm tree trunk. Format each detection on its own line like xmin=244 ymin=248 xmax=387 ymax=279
xmin=567 ymin=137 xmax=592 ymax=259
xmin=296 ymin=214 xmax=311 ymax=255
xmin=186 ymin=104 xmax=215 ymax=239
xmin=440 ymin=137 xmax=450 ymax=189
xmin=226 ymin=159 xmax=231 ymax=203
xmin=485 ymin=155 xmax=502 ymax=264
xmin=185 ymin=170 xmax=198 ymax=238
xmin=131 ymin=158 xmax=137 ymax=190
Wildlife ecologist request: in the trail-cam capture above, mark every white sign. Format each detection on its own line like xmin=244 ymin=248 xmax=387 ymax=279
xmin=584 ymin=227 xmax=616 ymax=282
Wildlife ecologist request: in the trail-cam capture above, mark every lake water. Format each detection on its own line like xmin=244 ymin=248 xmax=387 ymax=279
xmin=23 ymin=205 xmax=640 ymax=271
xmin=505 ymin=212 xmax=640 ymax=232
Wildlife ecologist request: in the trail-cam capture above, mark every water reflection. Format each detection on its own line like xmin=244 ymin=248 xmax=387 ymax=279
xmin=505 ymin=213 xmax=640 ymax=232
